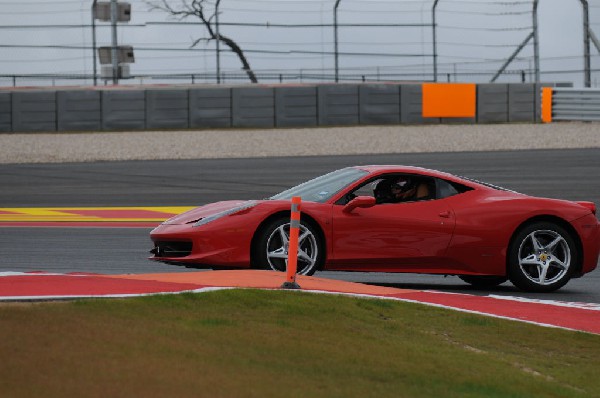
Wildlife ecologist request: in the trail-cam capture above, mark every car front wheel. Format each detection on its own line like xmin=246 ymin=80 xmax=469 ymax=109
xmin=253 ymin=217 xmax=323 ymax=276
xmin=508 ymin=222 xmax=578 ymax=292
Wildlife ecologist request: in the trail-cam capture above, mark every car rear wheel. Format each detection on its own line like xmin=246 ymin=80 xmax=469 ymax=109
xmin=458 ymin=275 xmax=508 ymax=288
xmin=508 ymin=222 xmax=577 ymax=292
xmin=253 ymin=217 xmax=323 ymax=276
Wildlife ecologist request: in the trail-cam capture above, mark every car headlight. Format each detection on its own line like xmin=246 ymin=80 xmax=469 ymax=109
xmin=193 ymin=201 xmax=257 ymax=227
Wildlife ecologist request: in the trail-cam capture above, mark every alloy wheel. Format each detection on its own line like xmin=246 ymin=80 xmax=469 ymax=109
xmin=518 ymin=229 xmax=571 ymax=286
xmin=265 ymin=222 xmax=319 ymax=275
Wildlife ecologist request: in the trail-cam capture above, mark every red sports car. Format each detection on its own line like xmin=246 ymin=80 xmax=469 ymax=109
xmin=150 ymin=166 xmax=600 ymax=292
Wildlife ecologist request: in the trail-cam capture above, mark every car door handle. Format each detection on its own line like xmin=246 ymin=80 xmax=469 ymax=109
xmin=438 ymin=211 xmax=451 ymax=218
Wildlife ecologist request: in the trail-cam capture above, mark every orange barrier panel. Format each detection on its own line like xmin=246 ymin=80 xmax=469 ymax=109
xmin=422 ymin=83 xmax=476 ymax=118
xmin=281 ymin=196 xmax=302 ymax=289
xmin=541 ymin=87 xmax=553 ymax=123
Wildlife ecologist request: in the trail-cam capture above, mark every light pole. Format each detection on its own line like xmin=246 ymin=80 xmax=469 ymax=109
xmin=216 ymin=0 xmax=221 ymax=84
xmin=110 ymin=0 xmax=119 ymax=84
xmin=580 ymin=0 xmax=591 ymax=87
xmin=533 ymin=0 xmax=540 ymax=83
xmin=432 ymin=0 xmax=439 ymax=82
xmin=92 ymin=0 xmax=98 ymax=86
xmin=334 ymin=0 xmax=342 ymax=82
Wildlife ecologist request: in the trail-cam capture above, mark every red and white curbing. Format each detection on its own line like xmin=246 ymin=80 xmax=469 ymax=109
xmin=487 ymin=294 xmax=600 ymax=311
xmin=1 ymin=271 xmax=599 ymax=335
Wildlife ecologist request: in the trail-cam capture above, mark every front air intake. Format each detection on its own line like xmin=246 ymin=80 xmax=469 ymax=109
xmin=150 ymin=241 xmax=192 ymax=257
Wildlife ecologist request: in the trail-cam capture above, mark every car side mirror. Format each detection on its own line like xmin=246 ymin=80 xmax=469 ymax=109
xmin=343 ymin=196 xmax=376 ymax=213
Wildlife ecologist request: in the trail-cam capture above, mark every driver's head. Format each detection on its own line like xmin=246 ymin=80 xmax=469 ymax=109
xmin=373 ymin=179 xmax=394 ymax=203
xmin=391 ymin=177 xmax=416 ymax=198
xmin=390 ymin=176 xmax=416 ymax=200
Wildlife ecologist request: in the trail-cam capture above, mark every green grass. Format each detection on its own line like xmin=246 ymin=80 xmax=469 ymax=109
xmin=0 ymin=290 xmax=598 ymax=398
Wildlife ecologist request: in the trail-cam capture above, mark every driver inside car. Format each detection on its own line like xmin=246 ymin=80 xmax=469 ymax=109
xmin=390 ymin=177 xmax=417 ymax=202
xmin=374 ymin=177 xmax=431 ymax=204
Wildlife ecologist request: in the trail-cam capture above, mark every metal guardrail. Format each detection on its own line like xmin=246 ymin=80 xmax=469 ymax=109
xmin=553 ymin=88 xmax=600 ymax=121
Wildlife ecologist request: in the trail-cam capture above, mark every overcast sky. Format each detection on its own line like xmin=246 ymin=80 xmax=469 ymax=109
xmin=0 ymin=0 xmax=598 ymax=86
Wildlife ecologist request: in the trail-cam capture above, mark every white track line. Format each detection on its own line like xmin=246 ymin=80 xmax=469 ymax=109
xmin=487 ymin=294 xmax=600 ymax=311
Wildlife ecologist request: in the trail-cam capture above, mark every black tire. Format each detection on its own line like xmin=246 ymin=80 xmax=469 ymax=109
xmin=458 ymin=275 xmax=508 ymax=289
xmin=507 ymin=222 xmax=578 ymax=292
xmin=252 ymin=217 xmax=324 ymax=276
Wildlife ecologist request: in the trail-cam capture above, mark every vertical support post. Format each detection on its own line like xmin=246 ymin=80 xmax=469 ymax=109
xmin=92 ymin=0 xmax=98 ymax=86
xmin=432 ymin=0 xmax=440 ymax=82
xmin=581 ymin=0 xmax=591 ymax=87
xmin=334 ymin=0 xmax=342 ymax=83
xmin=281 ymin=196 xmax=302 ymax=290
xmin=532 ymin=0 xmax=540 ymax=83
xmin=110 ymin=0 xmax=119 ymax=85
xmin=215 ymin=0 xmax=222 ymax=84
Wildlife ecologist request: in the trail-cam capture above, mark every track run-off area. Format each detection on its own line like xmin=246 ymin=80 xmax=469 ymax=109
xmin=1 ymin=146 xmax=599 ymax=334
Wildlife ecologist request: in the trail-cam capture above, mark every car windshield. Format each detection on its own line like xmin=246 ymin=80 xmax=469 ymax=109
xmin=270 ymin=167 xmax=368 ymax=203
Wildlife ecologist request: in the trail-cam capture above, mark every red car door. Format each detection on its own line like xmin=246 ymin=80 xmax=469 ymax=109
xmin=329 ymin=200 xmax=456 ymax=271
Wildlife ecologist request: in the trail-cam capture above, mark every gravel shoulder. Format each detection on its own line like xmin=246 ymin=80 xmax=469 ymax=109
xmin=0 ymin=122 xmax=598 ymax=164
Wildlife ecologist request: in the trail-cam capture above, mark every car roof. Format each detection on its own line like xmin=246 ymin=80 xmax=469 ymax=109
xmin=354 ymin=165 xmax=456 ymax=179
xmin=351 ymin=165 xmax=491 ymax=189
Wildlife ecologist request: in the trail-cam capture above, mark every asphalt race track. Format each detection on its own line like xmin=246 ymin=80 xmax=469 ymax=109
xmin=1 ymin=148 xmax=599 ymax=303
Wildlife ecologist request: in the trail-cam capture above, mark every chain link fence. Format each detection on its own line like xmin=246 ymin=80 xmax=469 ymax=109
xmin=0 ymin=0 xmax=598 ymax=88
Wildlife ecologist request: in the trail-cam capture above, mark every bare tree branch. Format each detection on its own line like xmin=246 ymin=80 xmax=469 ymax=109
xmin=145 ymin=0 xmax=258 ymax=83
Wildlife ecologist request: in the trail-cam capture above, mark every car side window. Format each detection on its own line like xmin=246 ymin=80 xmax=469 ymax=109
xmin=338 ymin=175 xmax=437 ymax=205
xmin=336 ymin=179 xmax=377 ymax=205
xmin=437 ymin=179 xmax=459 ymax=199
xmin=353 ymin=179 xmax=380 ymax=198
xmin=436 ymin=178 xmax=472 ymax=199
xmin=337 ymin=176 xmax=473 ymax=205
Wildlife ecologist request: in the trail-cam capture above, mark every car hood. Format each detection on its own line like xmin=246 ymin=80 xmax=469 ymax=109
xmin=162 ymin=200 xmax=257 ymax=225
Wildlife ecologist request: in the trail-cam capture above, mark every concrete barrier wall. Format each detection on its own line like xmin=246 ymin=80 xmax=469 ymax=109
xmin=232 ymin=87 xmax=274 ymax=128
xmin=477 ymin=84 xmax=509 ymax=123
xmin=275 ymin=86 xmax=317 ymax=127
xmin=0 ymin=92 xmax=10 ymax=132
xmin=12 ymin=91 xmax=56 ymax=132
xmin=102 ymin=90 xmax=146 ymax=130
xmin=508 ymin=84 xmax=535 ymax=122
xmin=359 ymin=84 xmax=400 ymax=125
xmin=0 ymin=83 xmax=545 ymax=133
xmin=401 ymin=84 xmax=440 ymax=124
xmin=190 ymin=87 xmax=231 ymax=128
xmin=57 ymin=90 xmax=102 ymax=132
xmin=146 ymin=89 xmax=189 ymax=129
xmin=318 ymin=85 xmax=359 ymax=126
